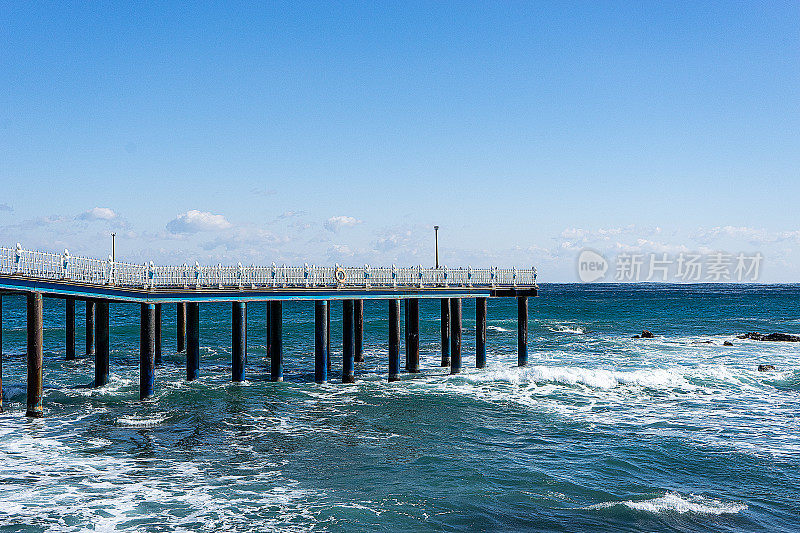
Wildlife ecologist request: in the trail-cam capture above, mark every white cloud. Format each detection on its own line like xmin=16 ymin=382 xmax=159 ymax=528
xmin=324 ymin=215 xmax=362 ymax=232
xmin=692 ymin=225 xmax=800 ymax=245
xmin=166 ymin=210 xmax=233 ymax=234
xmin=0 ymin=203 xmax=12 ymax=212
xmin=78 ymin=207 xmax=117 ymax=221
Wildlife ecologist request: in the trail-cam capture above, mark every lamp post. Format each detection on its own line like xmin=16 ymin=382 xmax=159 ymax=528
xmin=111 ymin=233 xmax=116 ymax=263
xmin=434 ymin=226 xmax=439 ymax=268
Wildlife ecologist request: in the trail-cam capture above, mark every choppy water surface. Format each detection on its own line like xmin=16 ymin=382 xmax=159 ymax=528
xmin=1 ymin=284 xmax=799 ymax=532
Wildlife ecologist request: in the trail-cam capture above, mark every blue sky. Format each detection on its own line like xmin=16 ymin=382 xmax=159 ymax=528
xmin=1 ymin=2 xmax=798 ymax=281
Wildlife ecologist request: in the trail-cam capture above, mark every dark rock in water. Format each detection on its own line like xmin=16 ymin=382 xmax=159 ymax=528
xmin=763 ymin=333 xmax=800 ymax=342
xmin=632 ymin=335 xmax=640 ymax=339
xmin=723 ymin=341 xmax=734 ymax=346
xmin=693 ymin=340 xmax=714 ymax=344
xmin=640 ymin=330 xmax=654 ymax=338
xmin=738 ymin=332 xmax=800 ymax=342
xmin=758 ymin=364 xmax=776 ymax=372
xmin=738 ymin=332 xmax=763 ymax=340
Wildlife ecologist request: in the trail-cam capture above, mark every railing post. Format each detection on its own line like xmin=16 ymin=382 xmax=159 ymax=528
xmin=15 ymin=243 xmax=22 ymax=274
xmin=62 ymin=249 xmax=70 ymax=280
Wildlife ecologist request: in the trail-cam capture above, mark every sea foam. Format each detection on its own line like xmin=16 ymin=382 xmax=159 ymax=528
xmin=585 ymin=492 xmax=747 ymax=515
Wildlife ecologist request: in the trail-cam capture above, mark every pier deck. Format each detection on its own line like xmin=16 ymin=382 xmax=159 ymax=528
xmin=0 ymin=245 xmax=537 ymax=417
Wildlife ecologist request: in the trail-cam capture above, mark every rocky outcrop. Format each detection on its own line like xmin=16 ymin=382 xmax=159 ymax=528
xmin=738 ymin=332 xmax=800 ymax=342
xmin=758 ymin=364 xmax=776 ymax=372
xmin=723 ymin=341 xmax=733 ymax=346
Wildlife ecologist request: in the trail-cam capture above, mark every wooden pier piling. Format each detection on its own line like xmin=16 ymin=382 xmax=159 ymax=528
xmin=517 ymin=296 xmax=528 ymax=367
xmin=26 ymin=292 xmax=43 ymax=417
xmin=450 ymin=298 xmax=462 ymax=374
xmin=315 ymin=301 xmax=327 ymax=383
xmin=342 ymin=300 xmax=355 ymax=383
xmin=232 ymin=302 xmax=246 ymax=382
xmin=94 ymin=301 xmax=109 ymax=387
xmin=177 ymin=302 xmax=186 ymax=353
xmin=354 ymin=299 xmax=364 ymax=363
xmin=65 ymin=297 xmax=75 ymax=361
xmin=476 ymin=297 xmax=486 ymax=368
xmin=186 ymin=302 xmax=200 ymax=380
xmin=404 ymin=301 xmax=409 ymax=370
xmin=140 ymin=303 xmax=156 ymax=399
xmin=406 ymin=298 xmax=420 ymax=373
xmin=0 ymin=295 xmax=3 ymax=413
xmin=154 ymin=303 xmax=162 ymax=365
xmin=86 ymin=300 xmax=95 ymax=356
xmin=388 ymin=299 xmax=400 ymax=382
xmin=326 ymin=300 xmax=331 ymax=373
xmin=440 ymin=298 xmax=450 ymax=367
xmin=269 ymin=301 xmax=283 ymax=382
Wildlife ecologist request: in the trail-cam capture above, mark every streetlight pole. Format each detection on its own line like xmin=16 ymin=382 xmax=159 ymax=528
xmin=434 ymin=226 xmax=439 ymax=268
xmin=111 ymin=233 xmax=116 ymax=263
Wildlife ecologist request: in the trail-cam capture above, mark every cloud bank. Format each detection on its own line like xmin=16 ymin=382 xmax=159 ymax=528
xmin=167 ymin=210 xmax=233 ymax=234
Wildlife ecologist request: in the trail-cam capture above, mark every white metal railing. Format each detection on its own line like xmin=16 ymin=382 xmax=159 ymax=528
xmin=1 ymin=245 xmax=537 ymax=290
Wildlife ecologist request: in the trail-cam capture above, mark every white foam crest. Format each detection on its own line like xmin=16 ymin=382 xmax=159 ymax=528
xmin=465 ymin=365 xmax=691 ymax=391
xmin=116 ymin=415 xmax=169 ymax=427
xmin=487 ymin=325 xmax=511 ymax=332
xmin=549 ymin=324 xmax=585 ymax=334
xmin=586 ymin=492 xmax=747 ymax=515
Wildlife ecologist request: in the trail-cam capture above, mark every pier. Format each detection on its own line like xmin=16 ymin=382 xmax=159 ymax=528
xmin=0 ymin=245 xmax=537 ymax=417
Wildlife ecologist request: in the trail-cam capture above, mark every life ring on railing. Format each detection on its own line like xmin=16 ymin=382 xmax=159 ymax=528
xmin=335 ymin=267 xmax=347 ymax=283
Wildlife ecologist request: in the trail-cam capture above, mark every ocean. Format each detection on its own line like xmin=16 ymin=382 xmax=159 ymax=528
xmin=0 ymin=284 xmax=798 ymax=532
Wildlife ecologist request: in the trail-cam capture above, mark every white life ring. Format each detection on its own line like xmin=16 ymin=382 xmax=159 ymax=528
xmin=335 ymin=267 xmax=347 ymax=283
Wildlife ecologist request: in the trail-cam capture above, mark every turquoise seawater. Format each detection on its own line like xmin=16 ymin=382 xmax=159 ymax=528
xmin=1 ymin=284 xmax=799 ymax=532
